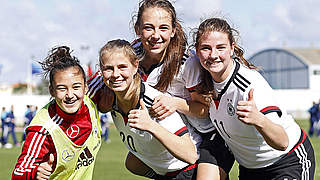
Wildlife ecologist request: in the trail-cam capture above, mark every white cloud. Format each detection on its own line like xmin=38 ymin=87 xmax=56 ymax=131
xmin=274 ymin=5 xmax=292 ymax=27
xmin=0 ymin=0 xmax=318 ymax=84
xmin=175 ymin=0 xmax=222 ymax=28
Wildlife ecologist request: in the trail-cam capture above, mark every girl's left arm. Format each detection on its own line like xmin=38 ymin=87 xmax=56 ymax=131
xmin=236 ymin=89 xmax=289 ymax=151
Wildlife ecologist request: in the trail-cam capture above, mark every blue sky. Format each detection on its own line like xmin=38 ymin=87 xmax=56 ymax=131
xmin=0 ymin=0 xmax=319 ymax=84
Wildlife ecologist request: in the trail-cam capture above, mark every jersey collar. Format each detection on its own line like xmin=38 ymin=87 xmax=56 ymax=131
xmin=214 ymin=60 xmax=240 ymax=100
xmin=50 ymin=100 xmax=88 ymax=122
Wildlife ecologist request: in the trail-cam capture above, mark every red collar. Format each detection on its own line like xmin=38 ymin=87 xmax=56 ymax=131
xmin=51 ymin=101 xmax=88 ymax=121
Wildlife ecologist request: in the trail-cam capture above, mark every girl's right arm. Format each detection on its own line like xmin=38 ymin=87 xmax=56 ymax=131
xmin=12 ymin=127 xmax=56 ymax=180
xmin=150 ymin=55 xmax=209 ymax=120
xmin=87 ymin=71 xmax=114 ymax=112
xmin=97 ymin=86 xmax=114 ymax=113
xmin=128 ymin=100 xmax=198 ymax=164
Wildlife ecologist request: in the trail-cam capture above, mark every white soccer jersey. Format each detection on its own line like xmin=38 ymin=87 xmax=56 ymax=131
xmin=146 ymin=51 xmax=215 ymax=133
xmin=87 ymin=40 xmax=214 ymax=144
xmin=209 ymin=60 xmax=301 ymax=168
xmin=111 ymin=82 xmax=191 ymax=175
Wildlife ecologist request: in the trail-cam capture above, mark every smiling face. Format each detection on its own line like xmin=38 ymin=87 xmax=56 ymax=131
xmin=136 ymin=7 xmax=176 ymax=60
xmin=100 ymin=49 xmax=139 ymax=92
xmin=50 ymin=67 xmax=87 ymax=114
xmin=197 ymin=31 xmax=235 ymax=82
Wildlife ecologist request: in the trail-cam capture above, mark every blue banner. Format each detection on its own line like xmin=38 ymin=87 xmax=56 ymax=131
xmin=32 ymin=63 xmax=42 ymax=74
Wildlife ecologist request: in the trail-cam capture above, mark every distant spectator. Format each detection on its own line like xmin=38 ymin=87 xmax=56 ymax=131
xmin=1 ymin=107 xmax=7 ymax=145
xmin=308 ymin=101 xmax=318 ymax=136
xmin=100 ymin=112 xmax=111 ymax=143
xmin=21 ymin=105 xmax=35 ymax=143
xmin=3 ymin=105 xmax=19 ymax=148
xmin=33 ymin=106 xmax=38 ymax=117
xmin=316 ymin=100 xmax=320 ymax=137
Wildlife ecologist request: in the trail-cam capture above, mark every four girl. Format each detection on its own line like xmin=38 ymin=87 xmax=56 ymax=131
xmin=11 ymin=0 xmax=316 ymax=179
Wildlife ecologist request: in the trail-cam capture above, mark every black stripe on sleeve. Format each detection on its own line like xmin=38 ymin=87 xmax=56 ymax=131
xmin=174 ymin=126 xmax=188 ymax=137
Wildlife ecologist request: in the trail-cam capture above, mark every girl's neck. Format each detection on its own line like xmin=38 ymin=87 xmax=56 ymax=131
xmin=141 ymin=48 xmax=167 ymax=71
xmin=115 ymin=80 xmax=141 ymax=115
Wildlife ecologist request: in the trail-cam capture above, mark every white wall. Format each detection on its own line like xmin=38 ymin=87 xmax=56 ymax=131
xmin=274 ymin=89 xmax=320 ymax=119
xmin=309 ymin=65 xmax=320 ymax=90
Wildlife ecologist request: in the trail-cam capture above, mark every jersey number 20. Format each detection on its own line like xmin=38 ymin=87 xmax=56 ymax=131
xmin=120 ymin=132 xmax=137 ymax=152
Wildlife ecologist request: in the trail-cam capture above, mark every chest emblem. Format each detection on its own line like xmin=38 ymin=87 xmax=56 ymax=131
xmin=62 ymin=149 xmax=75 ymax=161
xmin=227 ymin=99 xmax=235 ymax=116
xmin=67 ymin=125 xmax=80 ymax=138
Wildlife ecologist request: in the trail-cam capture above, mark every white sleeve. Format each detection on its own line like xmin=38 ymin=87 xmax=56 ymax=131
xmin=182 ymin=56 xmax=202 ymax=90
xmin=244 ymin=71 xmax=283 ymax=123
xmin=158 ymin=113 xmax=188 ymax=136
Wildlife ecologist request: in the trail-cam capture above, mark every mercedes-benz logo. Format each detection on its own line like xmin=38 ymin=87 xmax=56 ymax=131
xmin=62 ymin=149 xmax=75 ymax=161
xmin=67 ymin=125 xmax=80 ymax=138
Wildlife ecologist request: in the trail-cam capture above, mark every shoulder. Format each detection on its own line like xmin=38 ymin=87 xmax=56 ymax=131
xmin=87 ymin=71 xmax=106 ymax=100
xmin=30 ymin=101 xmax=55 ymax=126
xmin=26 ymin=126 xmax=49 ymax=135
xmin=141 ymin=82 xmax=163 ymax=107
xmin=236 ymin=62 xmax=271 ymax=93
xmin=84 ymin=95 xmax=97 ymax=110
xmin=180 ymin=50 xmax=202 ymax=74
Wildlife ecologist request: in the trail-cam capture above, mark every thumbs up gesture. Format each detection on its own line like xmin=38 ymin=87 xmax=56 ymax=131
xmin=128 ymin=99 xmax=156 ymax=131
xmin=36 ymin=154 xmax=54 ymax=180
xmin=236 ymin=89 xmax=262 ymax=125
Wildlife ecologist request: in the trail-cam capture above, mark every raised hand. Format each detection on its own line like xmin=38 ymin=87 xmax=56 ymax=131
xmin=36 ymin=153 xmax=54 ymax=180
xmin=236 ymin=89 xmax=263 ymax=125
xmin=128 ymin=99 xmax=156 ymax=131
xmin=149 ymin=95 xmax=177 ymax=120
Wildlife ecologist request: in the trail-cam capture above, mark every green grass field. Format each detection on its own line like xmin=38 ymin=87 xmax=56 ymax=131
xmin=3 ymin=119 xmax=319 ymax=179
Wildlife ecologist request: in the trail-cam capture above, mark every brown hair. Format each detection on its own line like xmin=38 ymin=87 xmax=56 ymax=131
xmin=193 ymin=18 xmax=256 ymax=100
xmin=133 ymin=0 xmax=187 ymax=92
xmin=39 ymin=46 xmax=86 ymax=87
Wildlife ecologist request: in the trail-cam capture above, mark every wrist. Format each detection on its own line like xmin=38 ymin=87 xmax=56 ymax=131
xmin=254 ymin=113 xmax=268 ymax=129
xmin=172 ymin=96 xmax=185 ymax=113
xmin=146 ymin=118 xmax=159 ymax=134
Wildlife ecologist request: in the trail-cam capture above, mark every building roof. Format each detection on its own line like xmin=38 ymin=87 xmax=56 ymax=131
xmin=284 ymin=48 xmax=320 ymax=65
